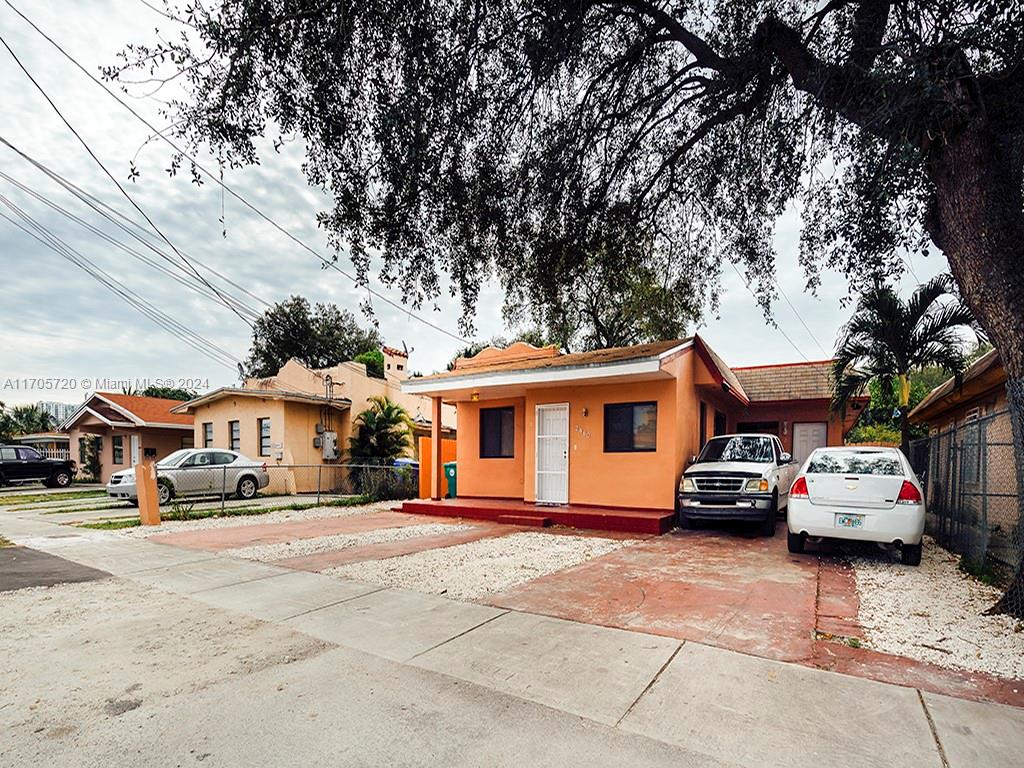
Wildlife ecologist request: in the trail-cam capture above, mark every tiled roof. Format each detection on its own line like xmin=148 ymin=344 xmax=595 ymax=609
xmin=414 ymin=338 xmax=692 ymax=381
xmin=96 ymin=392 xmax=195 ymax=425
xmin=732 ymin=360 xmax=836 ymax=402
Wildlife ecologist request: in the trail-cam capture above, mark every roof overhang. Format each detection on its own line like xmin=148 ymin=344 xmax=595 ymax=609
xmin=172 ymin=387 xmax=353 ymax=413
xmin=403 ymin=342 xmax=691 ymax=401
xmin=60 ymin=404 xmax=135 ymax=431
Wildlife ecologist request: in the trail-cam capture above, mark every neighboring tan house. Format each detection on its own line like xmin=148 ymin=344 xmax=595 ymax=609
xmin=403 ymin=335 xmax=865 ymax=512
xmin=61 ymin=393 xmax=195 ymax=483
xmin=908 ymin=349 xmax=1018 ymax=570
xmin=171 ymin=347 xmax=456 ymax=493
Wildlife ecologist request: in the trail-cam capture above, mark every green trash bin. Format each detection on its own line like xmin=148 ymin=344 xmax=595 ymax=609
xmin=443 ymin=461 xmax=457 ymax=498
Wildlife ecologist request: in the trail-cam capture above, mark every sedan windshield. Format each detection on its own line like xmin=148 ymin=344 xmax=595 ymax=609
xmin=157 ymin=449 xmax=193 ymax=467
xmin=696 ymin=436 xmax=773 ymax=464
xmin=806 ymin=451 xmax=903 ymax=476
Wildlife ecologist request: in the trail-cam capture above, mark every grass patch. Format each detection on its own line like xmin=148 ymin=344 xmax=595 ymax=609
xmin=37 ymin=502 xmax=134 ymax=515
xmin=78 ymin=518 xmax=142 ymax=530
xmin=0 ymin=534 xmax=15 ymax=547
xmin=76 ymin=494 xmax=373 ymax=530
xmin=0 ymin=490 xmax=106 ymax=507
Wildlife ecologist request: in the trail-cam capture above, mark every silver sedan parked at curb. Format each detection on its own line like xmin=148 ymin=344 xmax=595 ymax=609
xmin=106 ymin=448 xmax=270 ymax=505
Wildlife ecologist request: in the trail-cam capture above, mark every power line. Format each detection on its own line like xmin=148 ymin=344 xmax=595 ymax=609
xmin=0 ymin=138 xmax=272 ymax=315
xmin=0 ymin=195 xmax=241 ymax=370
xmin=0 ymin=26 xmax=255 ymax=329
xmin=0 ymin=167 xmax=262 ymax=321
xmin=5 ymin=0 xmax=470 ymax=345
xmin=774 ymin=280 xmax=830 ymax=357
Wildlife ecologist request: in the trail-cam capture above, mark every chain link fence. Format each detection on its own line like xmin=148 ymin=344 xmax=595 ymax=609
xmin=908 ymin=409 xmax=1021 ymax=585
xmin=127 ymin=461 xmax=420 ymax=513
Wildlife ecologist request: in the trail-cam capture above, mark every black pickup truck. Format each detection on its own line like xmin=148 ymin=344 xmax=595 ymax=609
xmin=0 ymin=445 xmax=76 ymax=487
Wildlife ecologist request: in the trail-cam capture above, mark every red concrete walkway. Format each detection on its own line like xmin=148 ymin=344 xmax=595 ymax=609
xmin=399 ymin=497 xmax=674 ymax=534
xmin=151 ymin=511 xmax=458 ymax=552
xmin=487 ymin=523 xmax=820 ymax=662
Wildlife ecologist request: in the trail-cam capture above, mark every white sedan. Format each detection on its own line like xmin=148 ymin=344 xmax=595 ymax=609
xmin=786 ymin=446 xmax=926 ymax=566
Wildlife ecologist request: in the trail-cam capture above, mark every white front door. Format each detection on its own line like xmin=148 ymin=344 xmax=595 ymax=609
xmin=130 ymin=435 xmax=141 ymax=466
xmin=535 ymin=403 xmax=569 ymax=505
xmin=792 ymin=422 xmax=828 ymax=465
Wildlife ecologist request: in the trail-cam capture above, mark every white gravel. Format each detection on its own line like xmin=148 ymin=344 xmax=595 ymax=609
xmin=224 ymin=523 xmax=470 ymax=562
xmin=119 ymin=500 xmax=392 ymax=538
xmin=853 ymin=537 xmax=1024 ymax=680
xmin=327 ymin=531 xmax=636 ymax=600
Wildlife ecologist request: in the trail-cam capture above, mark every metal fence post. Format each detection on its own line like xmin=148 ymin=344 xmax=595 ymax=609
xmin=316 ymin=464 xmax=323 ymax=506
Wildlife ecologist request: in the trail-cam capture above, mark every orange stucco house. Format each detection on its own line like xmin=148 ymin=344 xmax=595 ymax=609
xmin=402 ymin=335 xmax=864 ymax=531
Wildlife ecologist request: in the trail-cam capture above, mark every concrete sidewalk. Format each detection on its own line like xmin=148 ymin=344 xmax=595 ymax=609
xmin=9 ymin=523 xmax=1022 ymax=768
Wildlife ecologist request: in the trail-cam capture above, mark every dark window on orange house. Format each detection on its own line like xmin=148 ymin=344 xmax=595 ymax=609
xmin=480 ymin=407 xmax=515 ymax=458
xmin=605 ymin=402 xmax=657 ymax=452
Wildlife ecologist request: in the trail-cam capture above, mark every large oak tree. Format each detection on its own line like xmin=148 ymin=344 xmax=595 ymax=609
xmin=116 ymin=1 xmax=1024 ymax=615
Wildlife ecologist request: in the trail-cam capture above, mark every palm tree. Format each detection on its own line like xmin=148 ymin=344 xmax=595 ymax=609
xmin=347 ymin=396 xmax=414 ymax=463
xmin=832 ymin=275 xmax=983 ymax=454
xmin=6 ymin=405 xmax=54 ymax=436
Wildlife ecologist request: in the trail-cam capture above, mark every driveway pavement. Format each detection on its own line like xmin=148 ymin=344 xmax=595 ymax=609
xmin=2 ymin=518 xmax=1023 ymax=767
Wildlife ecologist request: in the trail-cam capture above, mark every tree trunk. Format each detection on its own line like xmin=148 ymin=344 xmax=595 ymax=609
xmin=924 ymin=124 xmax=1024 ymax=619
xmin=898 ymin=373 xmax=911 ymax=456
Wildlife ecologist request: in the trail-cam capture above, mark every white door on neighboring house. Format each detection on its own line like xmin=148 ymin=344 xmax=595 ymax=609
xmin=535 ymin=403 xmax=569 ymax=505
xmin=130 ymin=435 xmax=141 ymax=466
xmin=792 ymin=422 xmax=828 ymax=466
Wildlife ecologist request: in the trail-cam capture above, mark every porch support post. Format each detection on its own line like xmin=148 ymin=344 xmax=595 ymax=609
xmin=430 ymin=396 xmax=444 ymax=500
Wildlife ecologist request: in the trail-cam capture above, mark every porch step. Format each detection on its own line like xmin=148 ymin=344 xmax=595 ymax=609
xmin=497 ymin=514 xmax=551 ymax=527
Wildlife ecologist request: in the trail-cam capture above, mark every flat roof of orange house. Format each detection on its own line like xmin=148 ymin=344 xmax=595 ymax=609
xmin=415 ymin=338 xmax=692 ymax=381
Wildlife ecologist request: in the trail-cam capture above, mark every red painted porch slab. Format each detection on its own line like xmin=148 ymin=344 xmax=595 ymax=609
xmin=400 ymin=498 xmax=673 ymax=535
xmin=497 ymin=514 xmax=551 ymax=527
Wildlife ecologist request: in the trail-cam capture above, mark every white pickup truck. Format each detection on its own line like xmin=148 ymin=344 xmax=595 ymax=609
xmin=677 ymin=434 xmax=798 ymax=536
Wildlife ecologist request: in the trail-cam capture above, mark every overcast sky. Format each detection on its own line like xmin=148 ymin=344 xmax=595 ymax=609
xmin=0 ymin=1 xmax=948 ymax=408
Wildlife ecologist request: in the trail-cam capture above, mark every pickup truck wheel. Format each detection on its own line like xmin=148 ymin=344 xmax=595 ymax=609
xmin=760 ymin=493 xmax=778 ymax=537
xmin=901 ymin=542 xmax=923 ymax=566
xmin=787 ymin=530 xmax=805 ymax=554
xmin=679 ymin=513 xmax=696 ymax=530
xmin=51 ymin=470 xmax=72 ymax=488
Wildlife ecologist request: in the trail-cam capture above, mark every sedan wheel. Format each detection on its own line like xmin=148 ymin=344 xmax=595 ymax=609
xmin=901 ymin=542 xmax=923 ymax=566
xmin=158 ymin=482 xmax=173 ymax=505
xmin=237 ymin=477 xmax=257 ymax=500
xmin=787 ymin=530 xmax=805 ymax=554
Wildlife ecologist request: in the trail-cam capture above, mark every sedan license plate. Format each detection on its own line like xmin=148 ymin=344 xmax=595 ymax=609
xmin=836 ymin=513 xmax=865 ymax=529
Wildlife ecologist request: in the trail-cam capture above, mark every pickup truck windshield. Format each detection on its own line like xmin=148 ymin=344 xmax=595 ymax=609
xmin=697 ymin=436 xmax=773 ymax=463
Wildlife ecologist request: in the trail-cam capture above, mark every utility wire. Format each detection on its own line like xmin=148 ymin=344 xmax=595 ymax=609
xmin=0 ymin=27 xmax=255 ymax=329
xmin=727 ymin=262 xmax=833 ymax=387
xmin=5 ymin=0 xmax=470 ymax=345
xmin=0 ymin=195 xmax=241 ymax=370
xmin=0 ymin=168 xmax=262 ymax=321
xmin=0 ymin=139 xmax=272 ymax=312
